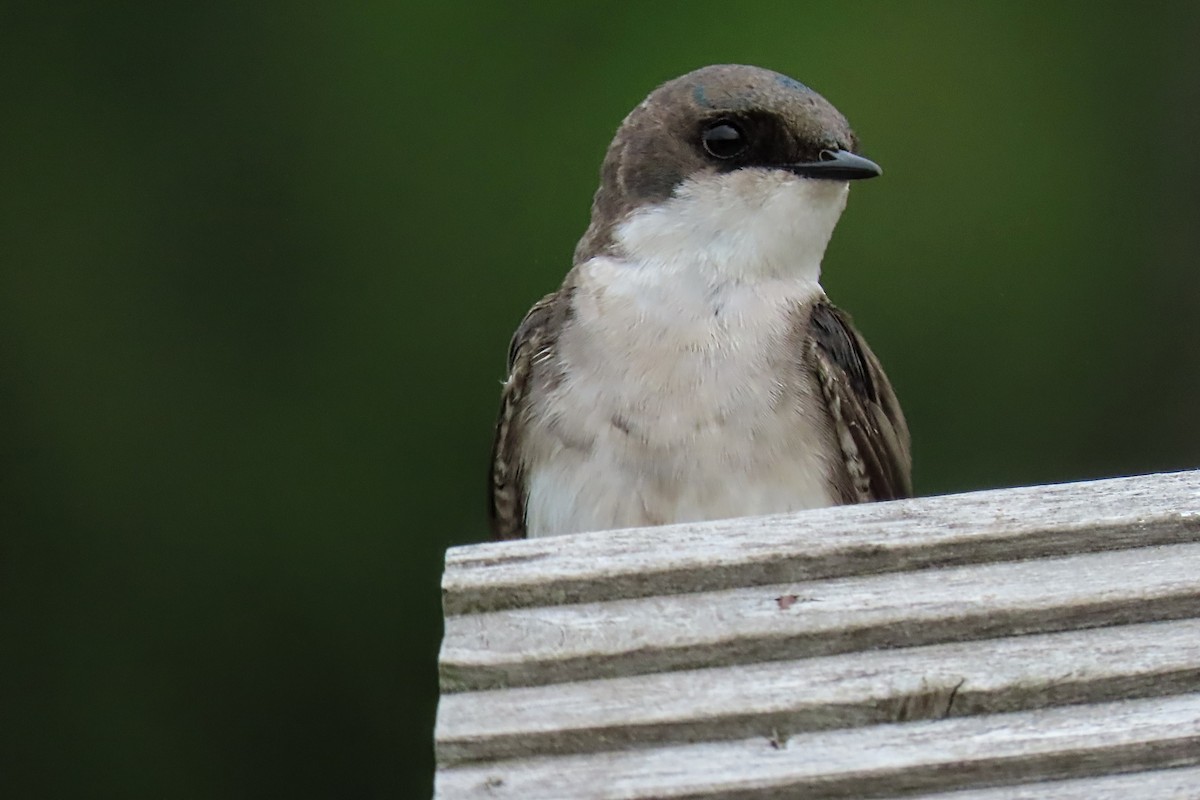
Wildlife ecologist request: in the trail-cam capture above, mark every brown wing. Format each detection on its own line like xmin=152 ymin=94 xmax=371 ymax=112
xmin=807 ymin=301 xmax=912 ymax=503
xmin=488 ymin=292 xmax=559 ymax=540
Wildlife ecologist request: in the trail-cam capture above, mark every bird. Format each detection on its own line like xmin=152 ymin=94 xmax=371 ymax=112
xmin=488 ymin=64 xmax=911 ymax=540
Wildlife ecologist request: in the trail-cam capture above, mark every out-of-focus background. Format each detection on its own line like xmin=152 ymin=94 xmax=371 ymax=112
xmin=3 ymin=2 xmax=1198 ymax=796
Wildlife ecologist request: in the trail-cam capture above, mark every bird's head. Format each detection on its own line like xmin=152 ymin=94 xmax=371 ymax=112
xmin=576 ymin=65 xmax=880 ymax=279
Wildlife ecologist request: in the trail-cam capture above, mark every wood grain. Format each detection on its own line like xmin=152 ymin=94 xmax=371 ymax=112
xmin=903 ymin=765 xmax=1200 ymax=799
xmin=437 ymin=618 xmax=1200 ymax=765
xmin=435 ymin=471 xmax=1200 ymax=799
xmin=442 ymin=541 xmax=1200 ymax=691
xmin=443 ymin=471 xmax=1200 ymax=615
xmin=436 ymin=693 xmax=1200 ymax=799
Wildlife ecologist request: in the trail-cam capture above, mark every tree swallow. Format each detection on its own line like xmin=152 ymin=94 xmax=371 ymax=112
xmin=489 ymin=64 xmax=912 ymax=539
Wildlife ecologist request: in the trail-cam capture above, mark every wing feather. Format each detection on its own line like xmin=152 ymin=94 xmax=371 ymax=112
xmin=488 ymin=293 xmax=559 ymax=539
xmin=808 ymin=301 xmax=912 ymax=503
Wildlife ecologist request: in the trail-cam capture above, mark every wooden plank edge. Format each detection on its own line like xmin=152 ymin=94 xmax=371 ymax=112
xmin=436 ymin=619 xmax=1200 ymax=765
xmin=903 ymin=764 xmax=1200 ymax=799
xmin=440 ymin=543 xmax=1200 ymax=691
xmin=443 ymin=471 xmax=1200 ymax=615
xmin=434 ymin=693 xmax=1200 ymax=800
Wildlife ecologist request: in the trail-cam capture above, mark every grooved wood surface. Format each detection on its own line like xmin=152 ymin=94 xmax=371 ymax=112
xmin=437 ymin=694 xmax=1200 ymax=799
xmin=435 ymin=471 xmax=1200 ymax=799
xmin=443 ymin=472 xmax=1200 ymax=615
xmin=905 ymin=765 xmax=1200 ymax=798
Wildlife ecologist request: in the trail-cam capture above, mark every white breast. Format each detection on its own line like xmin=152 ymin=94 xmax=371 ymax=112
xmin=522 ymin=170 xmax=851 ymax=537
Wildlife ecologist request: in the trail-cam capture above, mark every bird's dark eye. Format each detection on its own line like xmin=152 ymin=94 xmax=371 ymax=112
xmin=701 ymin=121 xmax=748 ymax=159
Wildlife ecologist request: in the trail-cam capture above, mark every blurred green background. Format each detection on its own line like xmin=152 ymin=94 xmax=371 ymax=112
xmin=3 ymin=1 xmax=1198 ymax=797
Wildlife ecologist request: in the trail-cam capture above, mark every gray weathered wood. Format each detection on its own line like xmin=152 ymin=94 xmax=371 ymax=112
xmin=904 ymin=765 xmax=1200 ymax=798
xmin=442 ymin=541 xmax=1200 ymax=691
xmin=436 ymin=693 xmax=1200 ymax=799
xmin=443 ymin=471 xmax=1200 ymax=615
xmin=436 ymin=471 xmax=1200 ymax=799
xmin=437 ymin=618 xmax=1200 ymax=765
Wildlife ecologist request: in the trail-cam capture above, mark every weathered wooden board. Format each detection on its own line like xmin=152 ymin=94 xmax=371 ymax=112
xmin=435 ymin=471 xmax=1200 ymax=799
xmin=442 ymin=541 xmax=1200 ymax=691
xmin=443 ymin=471 xmax=1200 ymax=615
xmin=436 ymin=693 xmax=1200 ymax=799
xmin=905 ymin=765 xmax=1200 ymax=798
xmin=438 ymin=618 xmax=1200 ymax=765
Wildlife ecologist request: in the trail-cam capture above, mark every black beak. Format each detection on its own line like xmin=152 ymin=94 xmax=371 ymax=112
xmin=786 ymin=149 xmax=882 ymax=181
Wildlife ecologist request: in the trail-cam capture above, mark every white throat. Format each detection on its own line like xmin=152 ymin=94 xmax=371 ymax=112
xmin=527 ymin=172 xmax=853 ymax=536
xmin=613 ymin=169 xmax=850 ymax=286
